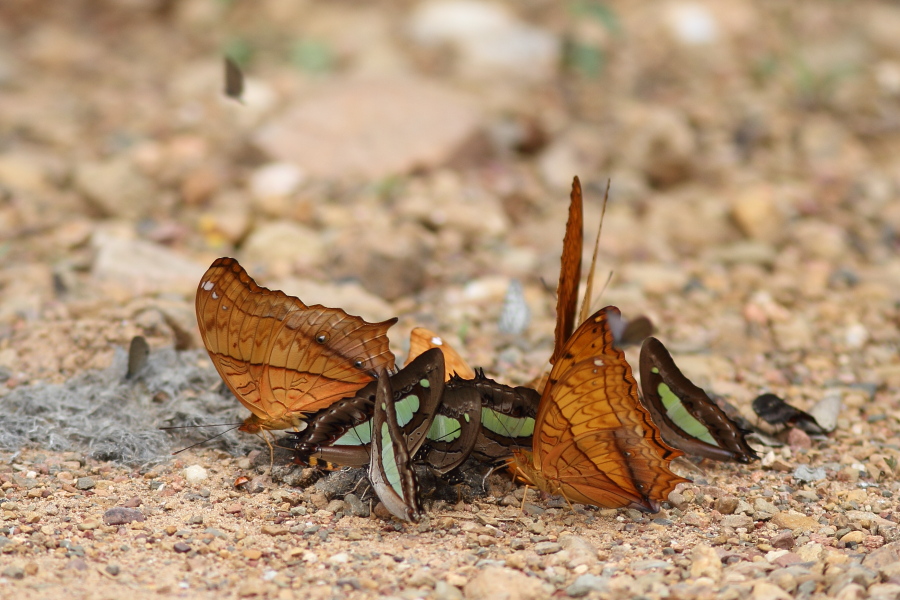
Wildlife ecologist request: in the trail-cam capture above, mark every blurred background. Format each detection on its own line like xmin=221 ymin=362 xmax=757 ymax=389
xmin=0 ymin=0 xmax=898 ymax=418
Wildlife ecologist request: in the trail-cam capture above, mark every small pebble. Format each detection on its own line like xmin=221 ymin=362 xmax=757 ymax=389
xmin=75 ymin=477 xmax=95 ymax=490
xmin=566 ymin=574 xmax=609 ymax=597
xmin=533 ymin=542 xmax=561 ymax=555
xmin=105 ymin=564 xmax=120 ymax=576
xmin=103 ymin=507 xmax=145 ymax=526
xmin=173 ymin=542 xmax=191 ymax=553
xmin=183 ymin=465 xmax=208 ymax=484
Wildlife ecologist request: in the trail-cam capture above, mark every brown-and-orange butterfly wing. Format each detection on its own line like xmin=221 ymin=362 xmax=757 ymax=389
xmin=531 ymin=306 xmax=686 ymax=511
xmin=196 ymin=257 xmax=397 ymax=432
xmin=406 ymin=327 xmax=476 ymax=381
xmin=551 ymin=176 xmax=583 ymax=366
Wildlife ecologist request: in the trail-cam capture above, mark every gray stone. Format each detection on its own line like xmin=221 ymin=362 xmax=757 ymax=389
xmin=566 ymin=574 xmax=609 ymax=597
xmin=344 ymin=494 xmax=370 ymax=518
xmin=75 ymin=477 xmax=95 ymax=490
xmin=533 ymin=542 xmax=561 ymax=555
xmin=793 ymin=465 xmax=827 ymax=483
xmin=102 ymin=507 xmax=145 ymax=526
xmin=809 ymin=391 xmax=841 ymax=432
xmin=1 ymin=565 xmax=24 ymax=579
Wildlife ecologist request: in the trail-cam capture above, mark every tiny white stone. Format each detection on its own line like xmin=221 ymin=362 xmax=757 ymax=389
xmin=666 ymin=3 xmax=718 ymax=45
xmin=250 ymin=162 xmax=305 ymax=199
xmin=845 ymin=323 xmax=869 ymax=349
xmin=328 ymin=552 xmax=350 ymax=564
xmin=183 ymin=464 xmax=208 ymax=484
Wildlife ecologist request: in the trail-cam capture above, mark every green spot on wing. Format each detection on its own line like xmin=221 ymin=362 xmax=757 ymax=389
xmin=394 ymin=394 xmax=420 ymax=427
xmin=481 ymin=408 xmax=534 ymax=437
xmin=380 ymin=422 xmax=404 ymax=497
xmin=427 ymin=415 xmax=462 ymax=442
xmin=657 ymin=382 xmax=718 ymax=446
xmin=419 ymin=379 xmax=430 ymax=388
xmin=333 ymin=422 xmax=372 ymax=445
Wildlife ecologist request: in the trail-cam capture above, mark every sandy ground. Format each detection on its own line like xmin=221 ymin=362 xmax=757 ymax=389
xmin=2 ymin=1 xmax=900 ymax=599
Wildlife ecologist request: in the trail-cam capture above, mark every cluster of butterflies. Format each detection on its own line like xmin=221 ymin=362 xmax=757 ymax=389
xmin=194 ymin=178 xmax=776 ymax=522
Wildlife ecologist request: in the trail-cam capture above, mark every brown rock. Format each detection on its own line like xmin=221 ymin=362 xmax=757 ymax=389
xmin=787 ymin=428 xmax=812 ymax=450
xmin=690 ymin=544 xmax=722 ymax=580
xmin=715 ymin=497 xmax=740 ymax=515
xmin=254 ymin=79 xmax=481 ymax=180
xmin=770 ymin=511 xmax=820 ymax=534
xmin=463 ymin=566 xmax=544 ymax=600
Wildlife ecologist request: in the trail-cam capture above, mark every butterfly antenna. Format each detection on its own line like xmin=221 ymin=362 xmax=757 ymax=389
xmin=159 ymin=423 xmax=242 ymax=430
xmin=580 ymin=179 xmax=610 ymax=324
xmin=170 ymin=424 xmax=240 ymax=455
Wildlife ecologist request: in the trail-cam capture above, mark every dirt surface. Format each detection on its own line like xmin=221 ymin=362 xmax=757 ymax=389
xmin=2 ymin=2 xmax=900 ymax=599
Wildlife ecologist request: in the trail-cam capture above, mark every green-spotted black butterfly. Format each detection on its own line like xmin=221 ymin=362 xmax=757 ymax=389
xmin=639 ymin=337 xmax=758 ymax=463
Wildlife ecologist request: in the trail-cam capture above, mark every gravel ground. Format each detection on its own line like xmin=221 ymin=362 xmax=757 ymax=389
xmin=2 ymin=2 xmax=900 ymax=599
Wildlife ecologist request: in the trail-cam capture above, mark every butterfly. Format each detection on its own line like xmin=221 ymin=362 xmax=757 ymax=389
xmin=407 ymin=327 xmax=476 ymax=380
xmin=407 ymin=329 xmax=542 ymax=471
xmin=195 ymin=257 xmax=397 ymax=433
xmin=512 ymin=306 xmax=687 ymax=512
xmin=369 ymin=369 xmax=422 ymax=522
xmin=287 ymin=348 xmax=445 ymax=466
xmin=752 ymin=393 xmax=827 ymax=435
xmin=639 ymin=337 xmax=758 ymax=463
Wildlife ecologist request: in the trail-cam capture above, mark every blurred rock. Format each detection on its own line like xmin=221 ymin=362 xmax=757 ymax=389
xmin=408 ymin=0 xmax=560 ymax=81
xmin=199 ymin=191 xmax=252 ymax=246
xmin=536 ymin=128 xmax=607 ymax=191
xmin=809 ymin=391 xmax=841 ymax=433
xmin=249 ymin=162 xmax=306 ymax=216
xmin=793 ymin=220 xmax=848 ymax=260
xmin=622 ymin=263 xmax=689 ymax=295
xmin=397 ymin=174 xmax=508 ymax=240
xmin=665 ymin=3 xmax=719 ymax=45
xmin=74 ymin=157 xmax=158 ymax=220
xmin=92 ymin=232 xmax=206 ymax=297
xmin=254 ymin=79 xmax=481 ymax=180
xmin=463 ymin=566 xmax=543 ymax=600
xmin=241 ymin=221 xmax=326 ymax=277
xmin=620 ymin=107 xmax=696 ymax=188
xmin=730 ymin=184 xmax=784 ymax=242
xmin=0 ymin=264 xmax=54 ymax=323
xmin=772 ymin=317 xmax=813 ymax=352
xmin=690 ymin=543 xmax=722 ymax=580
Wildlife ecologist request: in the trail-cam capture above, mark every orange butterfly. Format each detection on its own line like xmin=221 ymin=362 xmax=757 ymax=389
xmin=195 ymin=257 xmax=397 ymax=433
xmin=512 ymin=306 xmax=687 ymax=511
xmin=406 ymin=327 xmax=476 ymax=381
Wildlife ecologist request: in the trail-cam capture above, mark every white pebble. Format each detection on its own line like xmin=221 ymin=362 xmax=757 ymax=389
xmin=183 ymin=464 xmax=208 ymax=484
xmin=666 ymin=3 xmax=718 ymax=45
xmin=249 ymin=162 xmax=305 ymax=200
xmin=844 ymin=323 xmax=869 ymax=349
xmin=328 ymin=552 xmax=350 ymax=565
